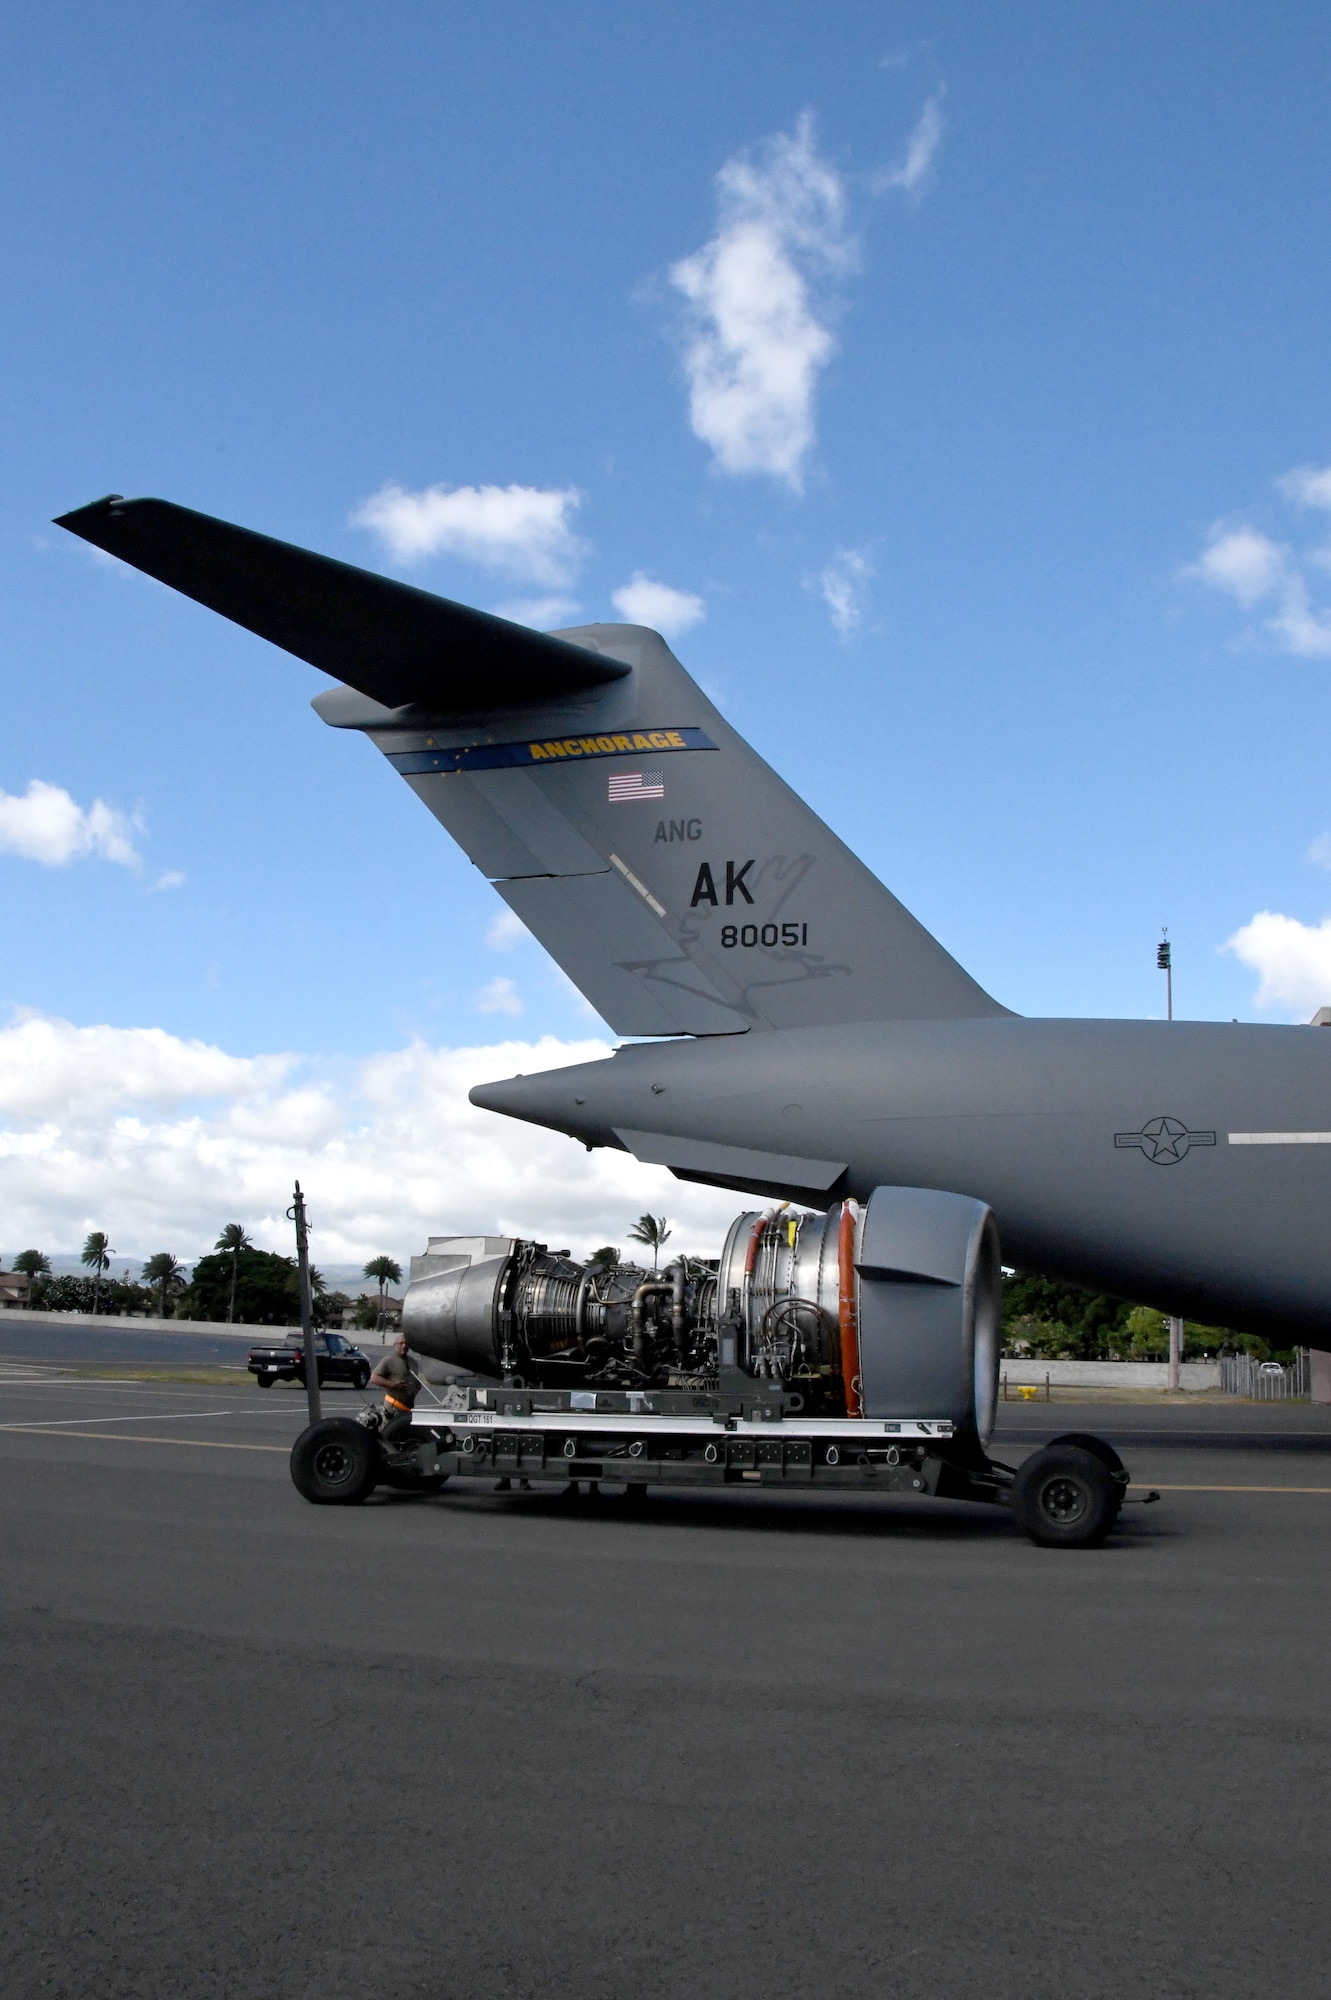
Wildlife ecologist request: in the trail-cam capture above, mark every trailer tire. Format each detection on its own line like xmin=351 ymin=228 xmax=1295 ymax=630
xmin=1012 ymin=1444 xmax=1118 ymax=1548
xmin=1043 ymin=1432 xmax=1128 ymax=1520
xmin=291 ymin=1419 xmax=379 ymax=1505
xmin=256 ymin=1374 xmax=273 ymax=1388
xmin=1045 ymin=1431 xmax=1127 ymax=1478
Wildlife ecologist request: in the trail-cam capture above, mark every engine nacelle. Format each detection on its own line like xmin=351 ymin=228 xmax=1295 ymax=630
xmin=401 ymin=1186 xmax=1001 ymax=1442
xmin=852 ymin=1186 xmax=1001 ymax=1446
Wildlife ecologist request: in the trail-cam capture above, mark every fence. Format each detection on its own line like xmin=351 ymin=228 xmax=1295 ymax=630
xmin=1219 ymin=1350 xmax=1310 ymax=1399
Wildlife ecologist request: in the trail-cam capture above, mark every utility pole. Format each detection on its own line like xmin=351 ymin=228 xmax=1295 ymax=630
xmin=1157 ymin=930 xmax=1183 ymax=1385
xmin=288 ymin=1181 xmax=321 ymax=1427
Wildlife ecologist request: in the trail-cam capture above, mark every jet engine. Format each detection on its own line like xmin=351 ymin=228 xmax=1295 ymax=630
xmin=402 ymin=1185 xmax=1002 ymax=1443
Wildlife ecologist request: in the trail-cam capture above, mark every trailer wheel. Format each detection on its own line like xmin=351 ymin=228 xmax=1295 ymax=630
xmin=1012 ymin=1444 xmax=1118 ymax=1548
xmin=256 ymin=1374 xmax=274 ymax=1388
xmin=1043 ymin=1432 xmax=1128 ymax=1518
xmin=1045 ymin=1431 xmax=1127 ymax=1478
xmin=290 ymin=1419 xmax=379 ymax=1505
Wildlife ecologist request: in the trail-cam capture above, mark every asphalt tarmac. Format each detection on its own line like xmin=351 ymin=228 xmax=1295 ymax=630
xmin=2 ymin=1366 xmax=1329 ymax=2000
xmin=0 ymin=1318 xmax=260 ymax=1368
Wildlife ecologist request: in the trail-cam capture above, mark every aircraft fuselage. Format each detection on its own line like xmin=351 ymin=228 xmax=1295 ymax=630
xmin=471 ymin=1017 xmax=1331 ymax=1346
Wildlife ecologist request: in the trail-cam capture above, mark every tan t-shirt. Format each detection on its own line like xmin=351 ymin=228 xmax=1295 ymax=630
xmin=378 ymin=1351 xmax=421 ymax=1408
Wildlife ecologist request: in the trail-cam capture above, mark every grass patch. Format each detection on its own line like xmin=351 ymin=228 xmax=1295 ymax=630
xmin=63 ymin=1366 xmax=259 ymax=1386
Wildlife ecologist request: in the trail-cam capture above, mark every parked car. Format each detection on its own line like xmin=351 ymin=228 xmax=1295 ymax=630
xmin=1258 ymin=1360 xmax=1285 ymax=1376
xmin=248 ymin=1333 xmax=371 ymax=1390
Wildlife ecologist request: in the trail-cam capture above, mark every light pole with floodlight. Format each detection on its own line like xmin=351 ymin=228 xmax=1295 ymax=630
xmin=1157 ymin=930 xmax=1183 ymax=1388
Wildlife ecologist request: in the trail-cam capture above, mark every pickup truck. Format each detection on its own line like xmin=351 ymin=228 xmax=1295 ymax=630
xmin=248 ymin=1333 xmax=372 ymax=1391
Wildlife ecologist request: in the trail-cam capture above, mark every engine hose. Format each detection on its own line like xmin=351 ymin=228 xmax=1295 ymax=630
xmin=668 ymin=1260 xmax=688 ymax=1360
xmin=837 ymin=1199 xmax=863 ymax=1418
xmin=629 ymin=1279 xmax=673 ymax=1369
xmin=743 ymin=1204 xmax=791 ymax=1375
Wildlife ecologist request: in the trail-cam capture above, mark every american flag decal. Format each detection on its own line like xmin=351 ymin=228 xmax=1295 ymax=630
xmin=608 ymin=770 xmax=665 ymax=802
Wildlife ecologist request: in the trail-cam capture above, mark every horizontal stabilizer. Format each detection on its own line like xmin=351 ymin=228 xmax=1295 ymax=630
xmin=53 ymin=496 xmax=629 ymax=713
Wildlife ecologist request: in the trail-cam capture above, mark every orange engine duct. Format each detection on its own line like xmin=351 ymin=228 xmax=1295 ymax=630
xmin=837 ymin=1199 xmax=862 ymax=1417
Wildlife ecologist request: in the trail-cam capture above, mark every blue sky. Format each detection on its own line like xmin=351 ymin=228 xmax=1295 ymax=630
xmin=4 ymin=2 xmax=1331 ymax=1259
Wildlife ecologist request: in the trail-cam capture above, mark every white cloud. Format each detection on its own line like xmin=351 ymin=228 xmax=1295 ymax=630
xmin=150 ymin=870 xmax=185 ymax=893
xmin=610 ymin=574 xmax=706 ymax=638
xmin=1184 ymin=470 xmax=1331 ymax=657
xmin=351 ymin=482 xmax=587 ymax=586
xmin=0 ymin=780 xmax=140 ymax=868
xmin=875 ymin=93 xmax=945 ymax=196
xmin=1278 ymin=464 xmax=1331 ymax=511
xmin=0 ymin=1011 xmax=293 ymax=1122
xmin=485 ymin=908 xmax=529 ymax=951
xmin=491 ymin=595 xmax=582 ymax=629
xmin=1224 ymin=911 xmax=1331 ymax=1015
xmin=1267 ymin=574 xmax=1331 ymax=658
xmin=0 ymin=1013 xmax=743 ymax=1262
xmin=475 ymin=975 xmax=522 ymax=1017
xmin=1306 ymin=834 xmax=1331 ymax=871
xmin=813 ymin=546 xmax=874 ymax=636
xmin=670 ymin=113 xmax=855 ymax=490
xmin=1187 ymin=527 xmax=1289 ymax=610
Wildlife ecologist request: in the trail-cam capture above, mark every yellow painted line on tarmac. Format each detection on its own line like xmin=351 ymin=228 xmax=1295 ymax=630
xmin=0 ymin=1425 xmax=288 ymax=1452
xmin=1133 ymin=1482 xmax=1331 ymax=1494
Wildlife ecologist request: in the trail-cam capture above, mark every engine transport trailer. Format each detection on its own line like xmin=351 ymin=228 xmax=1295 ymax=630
xmin=289 ymin=1187 xmax=1157 ymax=1549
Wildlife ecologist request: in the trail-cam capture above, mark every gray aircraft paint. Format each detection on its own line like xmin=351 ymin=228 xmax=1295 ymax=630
xmin=54 ymin=497 xmax=1331 ymax=1349
xmin=313 ymin=621 xmax=1005 ymax=1037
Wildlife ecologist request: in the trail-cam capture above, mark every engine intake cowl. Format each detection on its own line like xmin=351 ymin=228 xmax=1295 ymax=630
xmin=853 ymin=1186 xmax=1001 ymax=1446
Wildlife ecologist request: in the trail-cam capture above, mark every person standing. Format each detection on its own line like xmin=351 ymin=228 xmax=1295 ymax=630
xmin=368 ymin=1332 xmax=421 ymax=1441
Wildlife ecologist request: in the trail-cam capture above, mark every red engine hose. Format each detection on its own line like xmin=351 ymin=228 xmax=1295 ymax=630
xmin=743 ymin=1211 xmax=770 ymax=1276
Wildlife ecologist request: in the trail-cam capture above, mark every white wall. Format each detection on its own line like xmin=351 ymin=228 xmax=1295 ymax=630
xmin=1000 ymin=1359 xmax=1221 ymax=1393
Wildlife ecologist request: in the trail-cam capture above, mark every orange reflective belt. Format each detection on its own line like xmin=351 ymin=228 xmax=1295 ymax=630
xmin=384 ymin=1393 xmax=412 ymax=1414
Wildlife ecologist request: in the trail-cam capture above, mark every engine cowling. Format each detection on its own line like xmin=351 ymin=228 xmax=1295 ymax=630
xmin=851 ymin=1186 xmax=1001 ymax=1446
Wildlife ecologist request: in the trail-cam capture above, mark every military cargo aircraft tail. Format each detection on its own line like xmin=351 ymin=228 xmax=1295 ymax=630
xmin=56 ymin=495 xmax=1009 ymax=1038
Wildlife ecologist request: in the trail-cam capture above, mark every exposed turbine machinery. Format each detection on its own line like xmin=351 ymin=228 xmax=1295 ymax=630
xmin=403 ymin=1189 xmax=1002 ymax=1443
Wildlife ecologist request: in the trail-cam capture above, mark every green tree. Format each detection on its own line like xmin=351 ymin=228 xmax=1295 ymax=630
xmin=322 ymin=1290 xmax=351 ymax=1332
xmin=627 ymin=1215 xmax=672 ymax=1269
xmin=13 ymin=1249 xmax=51 ymax=1300
xmin=141 ymin=1252 xmax=185 ymax=1321
xmin=183 ymin=1246 xmax=302 ymax=1326
xmin=1002 ymin=1270 xmax=1131 ymax=1360
xmin=1004 ymin=1312 xmax=1076 ymax=1359
xmin=214 ymin=1223 xmax=253 ymax=1324
xmin=81 ymin=1231 xmax=113 ymax=1316
xmin=363 ymin=1255 xmax=403 ymax=1331
xmin=1122 ymin=1305 xmax=1168 ymax=1358
xmin=587 ymin=1246 xmax=621 ymax=1271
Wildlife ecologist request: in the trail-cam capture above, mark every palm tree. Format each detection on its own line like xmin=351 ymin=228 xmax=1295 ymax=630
xmin=142 ymin=1252 xmax=184 ymax=1321
xmin=587 ymin=1246 xmax=621 ymax=1272
xmin=363 ymin=1255 xmax=402 ymax=1332
xmin=627 ymin=1215 xmax=672 ymax=1269
xmin=215 ymin=1223 xmax=253 ymax=1324
xmin=81 ymin=1231 xmax=113 ymax=1315
xmin=13 ymin=1249 xmax=51 ymax=1303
